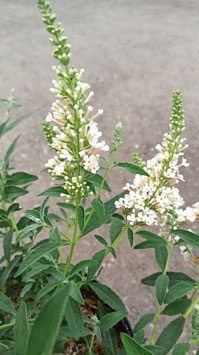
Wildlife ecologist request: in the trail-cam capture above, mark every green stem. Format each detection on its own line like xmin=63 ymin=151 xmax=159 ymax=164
xmin=184 ymin=293 xmax=199 ymax=319
xmin=63 ymin=205 xmax=79 ymax=277
xmin=0 ymin=322 xmax=15 ymax=330
xmin=150 ymin=240 xmax=173 ymax=345
xmin=88 ymin=332 xmax=95 ymax=355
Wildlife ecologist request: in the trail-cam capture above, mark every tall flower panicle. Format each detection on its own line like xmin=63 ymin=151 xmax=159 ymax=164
xmin=38 ymin=0 xmax=109 ymax=201
xmin=115 ymin=91 xmax=198 ymax=228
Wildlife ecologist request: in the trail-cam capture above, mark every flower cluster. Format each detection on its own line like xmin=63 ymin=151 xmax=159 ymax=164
xmin=115 ymin=91 xmax=198 ymax=228
xmin=40 ymin=9 xmax=109 ymax=199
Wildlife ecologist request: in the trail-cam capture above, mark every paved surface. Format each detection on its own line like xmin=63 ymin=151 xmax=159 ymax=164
xmin=1 ymin=0 xmax=199 ymax=337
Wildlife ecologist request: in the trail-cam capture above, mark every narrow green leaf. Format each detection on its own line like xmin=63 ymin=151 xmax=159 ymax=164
xmin=38 ymin=186 xmax=67 ymax=197
xmin=133 ymin=329 xmax=145 ymax=345
xmin=92 ymin=198 xmax=105 ymax=225
xmin=136 ymin=231 xmax=167 ymax=245
xmin=173 ymin=229 xmax=199 ymax=249
xmin=7 ymin=172 xmax=38 ymax=185
xmin=3 ymin=230 xmax=13 ymax=263
xmin=141 ymin=272 xmax=196 ymax=288
xmin=103 ymin=346 xmax=115 ymax=355
xmin=87 ymin=249 xmax=106 ymax=281
xmin=0 ymin=256 xmax=21 ymax=289
xmin=94 ymin=235 xmax=108 ymax=246
xmin=15 ymin=241 xmax=60 ymax=276
xmin=35 ymin=282 xmax=59 ymax=302
xmin=100 ymin=311 xmax=127 ymax=332
xmin=26 ymin=284 xmax=71 ymax=355
xmin=133 ymin=313 xmax=155 ymax=334
xmin=14 ymin=302 xmax=29 ymax=355
xmin=4 ymin=185 xmax=28 ymax=201
xmin=164 ymin=282 xmax=194 ymax=304
xmin=69 ymin=259 xmax=93 ymax=278
xmin=4 ymin=113 xmax=31 ymax=135
xmin=4 ymin=136 xmax=19 ymax=163
xmin=172 ymin=343 xmax=190 ymax=354
xmin=89 ymin=283 xmax=126 ymax=312
xmin=127 ymin=229 xmax=133 ymax=246
xmin=155 ymin=246 xmax=168 ymax=272
xmin=0 ymin=292 xmax=16 ymax=316
xmin=109 ymin=217 xmax=124 ymax=244
xmin=70 ymin=282 xmax=84 ymax=305
xmin=161 ymin=296 xmax=191 ymax=316
xmin=86 ymin=173 xmax=111 ymax=192
xmin=116 ymin=163 xmax=149 ymax=176
xmin=65 ymin=298 xmax=84 ymax=340
xmin=144 ymin=345 xmax=166 ymax=355
xmin=16 ymin=223 xmax=43 ymax=242
xmin=22 ymin=264 xmax=51 ymax=282
xmin=77 ymin=206 xmax=85 ymax=232
xmin=57 ymin=202 xmax=75 ymax=210
xmin=155 ymin=274 xmax=169 ymax=305
xmin=39 ymin=197 xmax=49 ymax=223
xmin=156 ymin=316 xmax=185 ymax=353
xmin=121 ymin=333 xmax=152 ymax=355
xmin=135 ymin=240 xmax=166 ymax=249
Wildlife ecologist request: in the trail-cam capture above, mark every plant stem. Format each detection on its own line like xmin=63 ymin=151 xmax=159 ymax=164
xmin=150 ymin=240 xmax=173 ymax=345
xmin=184 ymin=293 xmax=199 ymax=319
xmin=0 ymin=322 xmax=15 ymax=330
xmin=63 ymin=205 xmax=79 ymax=277
xmin=88 ymin=332 xmax=95 ymax=355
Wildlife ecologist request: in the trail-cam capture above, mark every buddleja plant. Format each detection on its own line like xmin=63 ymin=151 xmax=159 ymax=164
xmin=0 ymin=1 xmax=199 ymax=354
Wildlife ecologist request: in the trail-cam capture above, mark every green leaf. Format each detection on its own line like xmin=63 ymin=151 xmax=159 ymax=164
xmin=144 ymin=345 xmax=166 ymax=355
xmin=26 ymin=284 xmax=71 ymax=355
xmin=0 ymin=256 xmax=21 ymax=289
xmin=135 ymin=231 xmax=167 ymax=249
xmin=14 ymin=302 xmax=29 ymax=355
xmin=155 ymin=274 xmax=169 ymax=305
xmin=109 ymin=217 xmax=124 ymax=244
xmin=20 ymin=283 xmax=32 ymax=298
xmin=94 ymin=235 xmax=108 ymax=246
xmin=4 ymin=136 xmax=19 ymax=163
xmin=22 ymin=264 xmax=51 ymax=282
xmin=57 ymin=202 xmax=75 ymax=210
xmin=15 ymin=240 xmax=60 ymax=276
xmin=4 ymin=185 xmax=28 ymax=201
xmin=100 ymin=311 xmax=127 ymax=332
xmin=39 ymin=197 xmax=49 ymax=223
xmin=172 ymin=343 xmax=190 ymax=354
xmin=69 ymin=259 xmax=93 ymax=278
xmin=4 ymin=113 xmax=31 ymax=135
xmin=89 ymin=283 xmax=126 ymax=312
xmin=127 ymin=228 xmax=134 ymax=246
xmin=116 ymin=163 xmax=149 ymax=176
xmin=155 ymin=246 xmax=168 ymax=272
xmin=121 ymin=333 xmax=152 ymax=355
xmin=156 ymin=316 xmax=185 ymax=353
xmin=92 ymin=198 xmax=105 ymax=225
xmin=16 ymin=223 xmax=43 ymax=242
xmin=83 ymin=191 xmax=126 ymax=236
xmin=133 ymin=313 xmax=155 ymax=334
xmin=35 ymin=282 xmax=59 ymax=302
xmin=164 ymin=282 xmax=194 ymax=304
xmin=141 ymin=272 xmax=196 ymax=288
xmin=87 ymin=249 xmax=106 ymax=281
xmin=0 ymin=292 xmax=16 ymax=316
xmin=77 ymin=206 xmax=85 ymax=232
xmin=3 ymin=230 xmax=13 ymax=263
xmin=133 ymin=329 xmax=145 ymax=345
xmin=7 ymin=172 xmax=38 ymax=185
xmin=103 ymin=346 xmax=115 ymax=355
xmin=173 ymin=229 xmax=199 ymax=249
xmin=70 ymin=282 xmax=84 ymax=305
xmin=65 ymin=298 xmax=84 ymax=340
xmin=161 ymin=296 xmax=191 ymax=316
xmin=38 ymin=186 xmax=67 ymax=197
xmin=86 ymin=173 xmax=111 ymax=192
xmin=7 ymin=203 xmax=21 ymax=214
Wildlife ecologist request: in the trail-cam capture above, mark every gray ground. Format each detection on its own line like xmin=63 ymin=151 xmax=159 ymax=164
xmin=1 ymin=0 xmax=199 ymax=344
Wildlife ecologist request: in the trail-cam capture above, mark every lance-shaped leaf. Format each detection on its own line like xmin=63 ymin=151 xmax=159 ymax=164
xmin=100 ymin=311 xmax=127 ymax=332
xmin=92 ymin=198 xmax=105 ymax=225
xmin=173 ymin=229 xmax=199 ymax=249
xmin=155 ymin=274 xmax=169 ymax=305
xmin=135 ymin=231 xmax=167 ymax=249
xmin=121 ymin=333 xmax=152 ymax=355
xmin=14 ymin=302 xmax=29 ymax=355
xmin=77 ymin=206 xmax=85 ymax=232
xmin=116 ymin=163 xmax=149 ymax=177
xmin=109 ymin=217 xmax=124 ymax=244
xmin=86 ymin=173 xmax=111 ymax=192
xmin=4 ymin=136 xmax=19 ymax=163
xmin=89 ymin=282 xmax=126 ymax=312
xmin=15 ymin=240 xmax=60 ymax=276
xmin=156 ymin=316 xmax=185 ymax=353
xmin=133 ymin=313 xmax=155 ymax=334
xmin=164 ymin=282 xmax=194 ymax=304
xmin=3 ymin=229 xmax=13 ymax=263
xmin=141 ymin=271 xmax=196 ymax=288
xmin=6 ymin=172 xmax=38 ymax=185
xmin=26 ymin=283 xmax=71 ymax=355
xmin=38 ymin=186 xmax=67 ymax=197
xmin=161 ymin=296 xmax=191 ymax=316
xmin=0 ymin=292 xmax=16 ymax=316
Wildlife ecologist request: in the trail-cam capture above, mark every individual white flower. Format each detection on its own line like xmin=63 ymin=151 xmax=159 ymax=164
xmin=46 ymin=112 xmax=53 ymax=122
